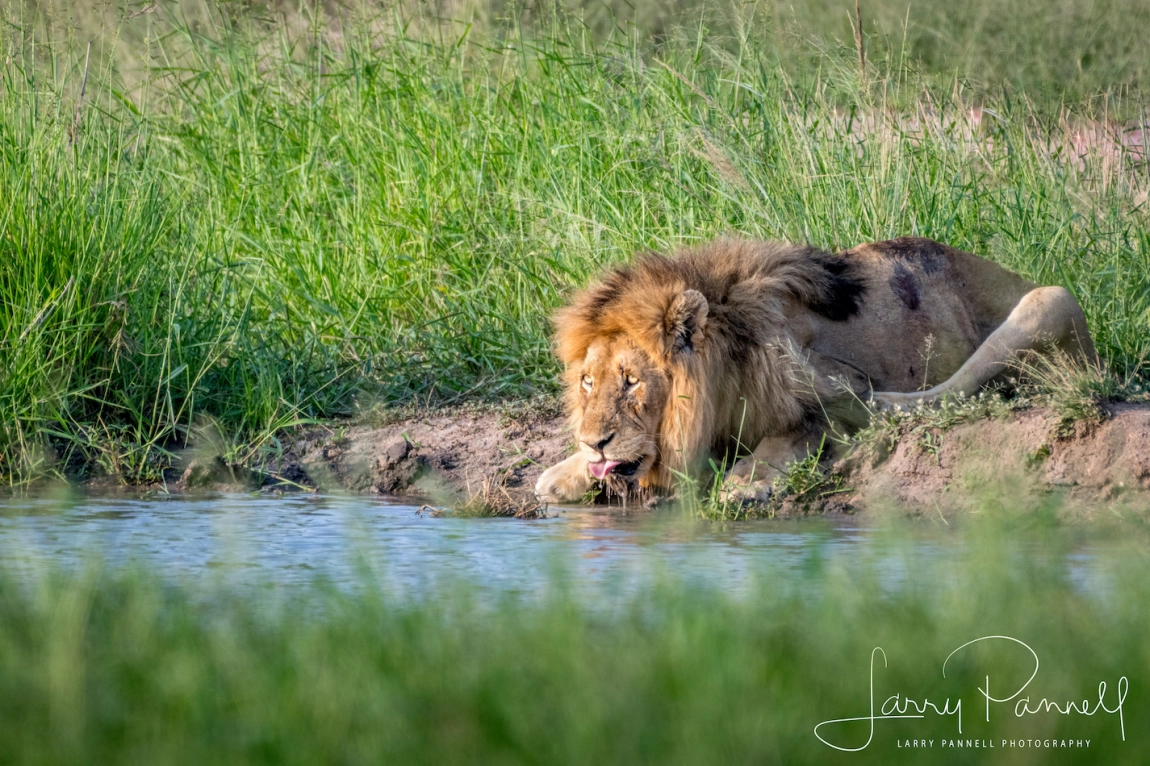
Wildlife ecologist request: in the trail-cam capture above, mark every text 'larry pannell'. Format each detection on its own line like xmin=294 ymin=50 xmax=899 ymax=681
xmin=813 ymin=636 xmax=1128 ymax=752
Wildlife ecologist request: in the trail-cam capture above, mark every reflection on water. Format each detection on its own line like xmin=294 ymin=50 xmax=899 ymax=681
xmin=0 ymin=493 xmax=1114 ymax=601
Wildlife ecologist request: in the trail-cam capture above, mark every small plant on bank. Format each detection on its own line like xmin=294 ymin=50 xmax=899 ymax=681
xmin=422 ymin=467 xmax=548 ymax=519
xmin=769 ymin=436 xmax=851 ymax=512
xmin=1017 ymin=350 xmax=1147 ymax=437
xmin=850 ymin=389 xmax=1026 ymax=459
xmin=62 ymin=422 xmax=174 ymax=486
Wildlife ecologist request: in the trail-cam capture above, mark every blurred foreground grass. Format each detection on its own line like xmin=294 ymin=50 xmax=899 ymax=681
xmin=1 ymin=2 xmax=1148 ymax=484
xmin=0 ymin=516 xmax=1146 ymax=763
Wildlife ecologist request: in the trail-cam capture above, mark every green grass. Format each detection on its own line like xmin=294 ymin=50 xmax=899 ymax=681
xmin=0 ymin=514 xmax=1147 ymax=763
xmin=2 ymin=3 xmax=1148 ymax=484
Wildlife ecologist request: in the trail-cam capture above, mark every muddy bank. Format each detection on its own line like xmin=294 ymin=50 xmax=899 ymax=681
xmin=202 ymin=401 xmax=1150 ymax=514
xmin=260 ymin=403 xmax=573 ymax=505
xmin=844 ymin=402 xmax=1150 ymax=516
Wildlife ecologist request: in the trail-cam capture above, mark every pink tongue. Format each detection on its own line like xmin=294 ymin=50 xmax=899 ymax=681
xmin=589 ymin=460 xmax=622 ymax=480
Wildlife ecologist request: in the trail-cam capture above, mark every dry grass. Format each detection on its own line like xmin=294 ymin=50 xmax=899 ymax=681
xmin=420 ymin=467 xmax=549 ymax=518
xmin=847 ymin=351 xmax=1150 ymax=466
xmin=1018 ymin=350 xmax=1149 ymax=436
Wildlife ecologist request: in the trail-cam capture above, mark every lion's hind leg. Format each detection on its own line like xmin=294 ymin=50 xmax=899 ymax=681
xmin=873 ymin=286 xmax=1097 ymax=408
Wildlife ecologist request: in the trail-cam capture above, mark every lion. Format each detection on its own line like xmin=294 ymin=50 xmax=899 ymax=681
xmin=534 ymin=237 xmax=1097 ymax=504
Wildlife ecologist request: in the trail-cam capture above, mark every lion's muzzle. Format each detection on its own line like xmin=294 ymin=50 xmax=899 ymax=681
xmin=587 ymin=459 xmax=643 ymax=480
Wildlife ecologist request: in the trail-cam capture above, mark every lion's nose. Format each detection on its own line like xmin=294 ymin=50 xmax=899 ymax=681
xmin=582 ymin=433 xmax=615 ymax=452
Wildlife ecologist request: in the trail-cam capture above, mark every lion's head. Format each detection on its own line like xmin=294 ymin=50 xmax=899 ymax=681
xmin=557 ymin=288 xmax=709 ymax=491
xmin=551 ymin=241 xmax=847 ymax=493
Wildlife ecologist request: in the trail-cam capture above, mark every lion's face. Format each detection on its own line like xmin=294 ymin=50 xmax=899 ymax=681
xmin=571 ymin=335 xmax=671 ymax=486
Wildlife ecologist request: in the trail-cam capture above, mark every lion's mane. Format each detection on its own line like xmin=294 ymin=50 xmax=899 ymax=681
xmin=552 ymin=239 xmax=866 ymax=486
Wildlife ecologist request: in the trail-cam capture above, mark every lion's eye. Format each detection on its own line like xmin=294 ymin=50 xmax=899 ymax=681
xmin=581 ymin=375 xmax=594 ymax=391
xmin=625 ymin=374 xmax=640 ymax=387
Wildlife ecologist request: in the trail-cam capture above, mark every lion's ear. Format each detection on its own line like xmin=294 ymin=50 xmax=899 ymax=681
xmin=663 ymin=289 xmax=708 ymax=357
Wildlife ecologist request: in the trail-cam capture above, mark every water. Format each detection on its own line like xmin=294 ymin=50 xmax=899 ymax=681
xmin=0 ymin=492 xmax=1118 ymax=602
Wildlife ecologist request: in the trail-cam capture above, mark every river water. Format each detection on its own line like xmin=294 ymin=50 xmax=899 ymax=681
xmin=0 ymin=492 xmax=1117 ymax=602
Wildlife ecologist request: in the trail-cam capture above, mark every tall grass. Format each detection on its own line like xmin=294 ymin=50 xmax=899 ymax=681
xmin=0 ymin=54 xmax=180 ymax=481
xmin=760 ymin=0 xmax=1150 ymax=109
xmin=2 ymin=3 xmax=1148 ymax=483
xmin=25 ymin=0 xmax=1150 ymax=110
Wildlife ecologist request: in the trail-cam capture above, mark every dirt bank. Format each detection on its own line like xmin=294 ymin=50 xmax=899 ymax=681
xmin=843 ymin=402 xmax=1150 ymax=516
xmin=261 ymin=402 xmax=573 ymax=505
xmin=205 ymin=401 xmax=1150 ymax=515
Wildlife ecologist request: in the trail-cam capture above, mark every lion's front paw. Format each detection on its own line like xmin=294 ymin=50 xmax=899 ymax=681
xmin=535 ymin=454 xmax=593 ymax=504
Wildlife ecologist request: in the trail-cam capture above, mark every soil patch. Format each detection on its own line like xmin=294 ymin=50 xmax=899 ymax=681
xmin=267 ymin=403 xmax=572 ymax=507
xmin=842 ymin=402 xmax=1150 ymax=517
xmin=186 ymin=401 xmax=1150 ymax=516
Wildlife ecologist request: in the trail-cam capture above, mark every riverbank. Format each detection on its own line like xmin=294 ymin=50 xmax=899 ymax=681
xmin=845 ymin=402 xmax=1150 ymax=518
xmin=151 ymin=398 xmax=1150 ymax=520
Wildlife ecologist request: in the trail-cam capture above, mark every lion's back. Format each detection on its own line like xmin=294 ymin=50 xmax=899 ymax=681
xmin=809 ymin=238 xmax=1035 ymax=392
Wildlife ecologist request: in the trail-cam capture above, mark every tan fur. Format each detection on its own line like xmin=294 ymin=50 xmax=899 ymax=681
xmin=535 ymin=237 xmax=1097 ymax=504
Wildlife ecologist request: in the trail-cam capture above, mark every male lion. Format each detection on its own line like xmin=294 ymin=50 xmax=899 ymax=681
xmin=534 ymin=237 xmax=1097 ymax=504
